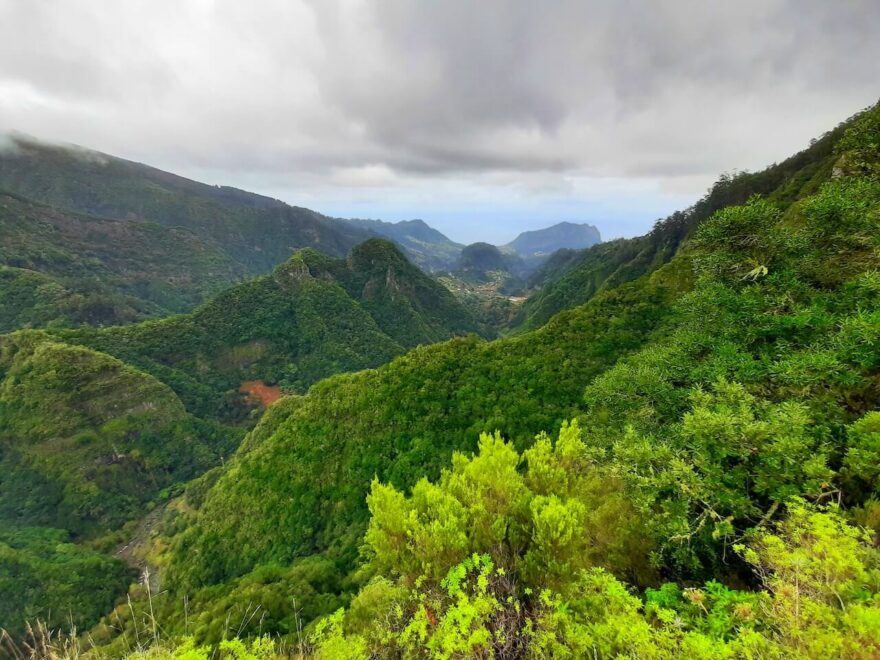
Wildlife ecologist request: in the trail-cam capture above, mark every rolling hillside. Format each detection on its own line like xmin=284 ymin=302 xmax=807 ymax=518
xmin=0 ymin=191 xmax=247 ymax=330
xmin=108 ymin=103 xmax=880 ymax=650
xmin=516 ymin=117 xmax=848 ymax=331
xmin=0 ymin=136 xmax=372 ymax=274
xmin=52 ymin=239 xmax=480 ymax=421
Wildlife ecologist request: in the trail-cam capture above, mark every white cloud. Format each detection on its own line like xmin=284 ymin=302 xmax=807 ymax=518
xmin=0 ymin=0 xmax=877 ymax=242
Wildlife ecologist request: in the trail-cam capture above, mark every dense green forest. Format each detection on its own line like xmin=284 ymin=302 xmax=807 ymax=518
xmin=0 ymin=138 xmax=611 ymax=335
xmin=0 ymin=237 xmax=479 ymax=641
xmin=52 ymin=239 xmax=480 ymax=421
xmin=0 ymin=527 xmax=134 ymax=640
xmin=515 ymin=119 xmax=846 ymax=332
xmin=0 ymin=331 xmax=237 ymax=536
xmin=64 ymin=104 xmax=877 ymax=657
xmin=0 ymin=137 xmax=372 ymax=274
xmin=1 ymin=138 xmax=474 ymax=331
xmin=0 ymin=330 xmax=240 ymax=640
xmin=1 ymin=103 xmax=879 ymax=657
xmin=0 ymin=191 xmax=248 ymax=329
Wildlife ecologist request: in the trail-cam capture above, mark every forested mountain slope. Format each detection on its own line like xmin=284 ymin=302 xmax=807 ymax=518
xmin=0 ymin=239 xmax=478 ymax=638
xmin=90 ymin=103 xmax=880 ymax=653
xmin=52 ymin=239 xmax=479 ymax=421
xmin=0 ymin=191 xmax=247 ymax=330
xmin=0 ymin=137 xmax=372 ymax=274
xmin=0 ymin=138 xmax=504 ymax=332
xmin=168 ymin=265 xmax=681 ymax=583
xmin=0 ymin=330 xmax=240 ymax=638
xmin=342 ymin=218 xmax=464 ymax=272
xmin=0 ymin=332 xmax=239 ymax=536
xmin=515 ymin=116 xmax=850 ymax=331
xmin=0 ymin=239 xmax=476 ymax=530
xmin=0 ymin=526 xmax=135 ymax=643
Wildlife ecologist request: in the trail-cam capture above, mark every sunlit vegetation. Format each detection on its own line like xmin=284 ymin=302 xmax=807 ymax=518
xmin=3 ymin=104 xmax=880 ymax=658
xmin=310 ymin=428 xmax=880 ymax=658
xmin=97 ymin=103 xmax=879 ymax=655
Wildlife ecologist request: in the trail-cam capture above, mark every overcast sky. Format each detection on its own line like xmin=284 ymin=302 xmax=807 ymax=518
xmin=0 ymin=1 xmax=877 ymax=244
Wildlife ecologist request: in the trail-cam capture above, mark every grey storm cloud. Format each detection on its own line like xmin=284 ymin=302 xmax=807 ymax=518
xmin=306 ymin=0 xmax=880 ymax=176
xmin=0 ymin=0 xmax=877 ymax=216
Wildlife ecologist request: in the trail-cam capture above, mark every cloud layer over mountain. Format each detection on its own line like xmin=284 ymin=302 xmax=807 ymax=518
xmin=1 ymin=0 xmax=877 ymax=241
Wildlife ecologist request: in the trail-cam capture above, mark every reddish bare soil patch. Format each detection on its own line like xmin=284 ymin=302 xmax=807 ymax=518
xmin=239 ymin=380 xmax=282 ymax=407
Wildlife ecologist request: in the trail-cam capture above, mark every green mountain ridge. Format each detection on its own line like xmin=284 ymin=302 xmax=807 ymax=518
xmin=0 ymin=331 xmax=239 ymax=536
xmin=2 ymin=103 xmax=880 ymax=656
xmin=50 ymin=239 xmax=480 ymax=422
xmin=0 ymin=136 xmax=588 ymax=334
xmin=0 ymin=238 xmax=480 ymax=638
xmin=344 ymin=218 xmax=603 ymax=275
xmin=342 ymin=218 xmax=464 ymax=272
xmin=0 ymin=136 xmax=373 ymax=274
xmin=0 ymin=329 xmax=240 ymax=638
xmin=103 ymin=103 xmax=880 ymax=652
xmin=439 ymin=224 xmax=605 ymax=331
xmin=0 ymin=190 xmax=248 ymax=330
xmin=517 ymin=118 xmax=847 ymax=331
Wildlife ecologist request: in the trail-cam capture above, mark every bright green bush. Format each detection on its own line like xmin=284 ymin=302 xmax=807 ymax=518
xmin=310 ymin=429 xmax=880 ymax=659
